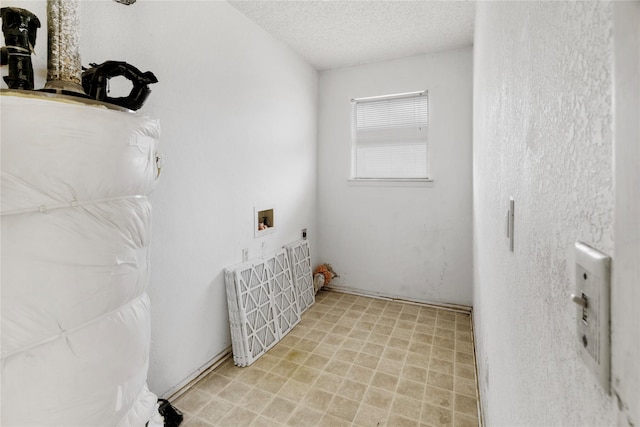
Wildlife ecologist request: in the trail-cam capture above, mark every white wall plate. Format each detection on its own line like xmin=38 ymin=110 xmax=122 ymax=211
xmin=572 ymin=242 xmax=611 ymax=393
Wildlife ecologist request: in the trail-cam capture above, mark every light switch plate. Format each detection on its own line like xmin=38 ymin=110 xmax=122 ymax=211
xmin=574 ymin=241 xmax=611 ymax=393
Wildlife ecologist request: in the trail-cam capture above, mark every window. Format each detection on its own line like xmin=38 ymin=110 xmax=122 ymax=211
xmin=351 ymin=90 xmax=429 ymax=180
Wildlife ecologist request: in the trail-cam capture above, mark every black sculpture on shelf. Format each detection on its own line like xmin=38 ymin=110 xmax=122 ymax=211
xmin=82 ymin=61 xmax=158 ymax=111
xmin=0 ymin=7 xmax=40 ymax=90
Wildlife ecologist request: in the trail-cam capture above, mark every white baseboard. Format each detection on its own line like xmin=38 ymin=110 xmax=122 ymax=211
xmin=470 ymin=310 xmax=484 ymax=427
xmin=161 ymin=346 xmax=232 ymax=401
xmin=322 ymin=284 xmax=472 ymax=313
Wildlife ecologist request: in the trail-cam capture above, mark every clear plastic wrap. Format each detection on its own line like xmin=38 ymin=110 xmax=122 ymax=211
xmin=1 ymin=92 xmax=161 ymax=426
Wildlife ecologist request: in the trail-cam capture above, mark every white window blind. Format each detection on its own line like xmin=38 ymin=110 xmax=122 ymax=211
xmin=352 ymin=91 xmax=429 ymax=179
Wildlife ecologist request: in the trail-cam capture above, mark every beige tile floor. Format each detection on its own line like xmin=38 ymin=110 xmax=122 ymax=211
xmin=174 ymin=290 xmax=479 ymax=427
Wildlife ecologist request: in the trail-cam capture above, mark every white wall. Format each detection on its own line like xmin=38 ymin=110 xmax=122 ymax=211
xmin=2 ymin=0 xmax=318 ymax=398
xmin=473 ymin=2 xmax=620 ymax=425
xmin=317 ymin=48 xmax=473 ymax=307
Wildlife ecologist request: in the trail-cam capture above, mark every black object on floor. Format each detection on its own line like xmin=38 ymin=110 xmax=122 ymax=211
xmin=158 ymin=398 xmax=183 ymax=427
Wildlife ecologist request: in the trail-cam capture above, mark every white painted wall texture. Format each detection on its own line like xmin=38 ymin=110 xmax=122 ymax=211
xmin=2 ymin=1 xmax=318 ymax=397
xmin=317 ymin=48 xmax=473 ymax=306
xmin=473 ymin=2 xmax=618 ymax=425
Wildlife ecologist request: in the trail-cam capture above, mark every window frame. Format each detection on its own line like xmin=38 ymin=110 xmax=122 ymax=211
xmin=350 ymin=90 xmax=432 ymax=182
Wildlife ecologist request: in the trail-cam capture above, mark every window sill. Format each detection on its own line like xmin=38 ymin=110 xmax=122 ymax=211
xmin=348 ymin=178 xmax=434 ymax=187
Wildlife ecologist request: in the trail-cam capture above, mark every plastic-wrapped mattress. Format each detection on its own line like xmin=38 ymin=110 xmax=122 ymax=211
xmin=1 ymin=91 xmax=161 ymax=426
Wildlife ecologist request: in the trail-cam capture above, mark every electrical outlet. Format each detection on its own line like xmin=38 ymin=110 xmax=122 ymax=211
xmin=242 ymin=248 xmax=248 ymax=262
xmin=572 ymin=242 xmax=611 ymax=392
xmin=302 ymin=228 xmax=307 ymax=239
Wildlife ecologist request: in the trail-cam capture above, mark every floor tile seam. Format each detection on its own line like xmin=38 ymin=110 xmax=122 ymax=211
xmin=454 ymin=359 xmax=474 ymax=368
xmin=218 ymin=404 xmax=260 ymax=425
xmin=454 ymin=338 xmax=473 ymax=346
xmin=434 ymin=324 xmax=456 ymax=332
xmin=365 ymin=379 xmax=403 ymax=400
xmin=360 ymin=345 xmax=385 ymax=357
xmin=425 ymin=354 xmax=449 ymax=378
xmin=417 ymin=316 xmax=438 ymax=324
xmin=324 ymin=392 xmax=362 ymax=423
xmin=344 ymin=371 xmax=375 ymax=389
xmin=193 ymin=400 xmax=256 ymax=425
xmin=216 ymin=386 xmax=254 ymax=405
xmin=261 ymin=393 xmax=314 ymax=419
xmin=187 ymin=415 xmax=218 ymax=427
xmin=422 ymin=394 xmax=454 ymax=410
xmin=430 ymin=340 xmax=457 ymax=353
xmin=452 ymin=408 xmax=480 ymax=423
xmin=303 ymin=333 xmax=328 ymax=343
xmin=391 ymin=382 xmax=426 ymax=403
xmin=428 ymin=354 xmax=455 ymax=368
xmin=386 ymin=342 xmax=412 ymax=409
xmin=338 ymin=336 xmax=363 ymax=349
xmin=288 ymin=367 xmax=323 ymax=386
xmin=284 ymin=403 xmax=325 ymax=425
xmin=223 ymin=404 xmax=262 ymax=422
xmin=354 ymin=401 xmax=391 ymax=423
xmin=451 ymin=390 xmax=479 ymax=420
xmin=331 ymin=303 xmax=353 ymax=314
xmin=194 ymin=378 xmax=233 ymax=398
xmin=454 ymin=370 xmax=477 ymax=381
xmin=453 ymin=386 xmax=478 ymax=399
xmin=388 ymin=411 xmax=420 ymax=425
xmin=454 ymin=337 xmax=474 ymax=344
xmin=375 ymin=322 xmax=398 ymax=330
xmin=236 ymin=373 xmax=273 ymax=387
xmin=456 ymin=345 xmax=475 ymax=355
xmin=434 ymin=329 xmax=457 ymax=339
xmin=378 ymin=309 xmax=403 ymax=318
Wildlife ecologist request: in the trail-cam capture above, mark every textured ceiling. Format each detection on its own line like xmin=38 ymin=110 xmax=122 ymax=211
xmin=227 ymin=1 xmax=476 ymax=71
